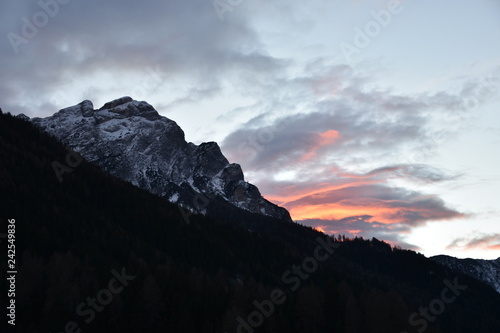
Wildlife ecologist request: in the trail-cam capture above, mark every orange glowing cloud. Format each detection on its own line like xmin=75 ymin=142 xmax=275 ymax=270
xmin=288 ymin=200 xmax=410 ymax=224
xmin=266 ymin=180 xmax=381 ymax=206
xmin=300 ymin=130 xmax=340 ymax=161
xmin=489 ymin=244 xmax=500 ymax=250
xmin=267 ymin=181 xmax=465 ymax=228
xmin=314 ymin=226 xmax=327 ymax=233
xmin=320 ymin=129 xmax=341 ymax=141
xmin=289 ymin=201 xmax=459 ymax=225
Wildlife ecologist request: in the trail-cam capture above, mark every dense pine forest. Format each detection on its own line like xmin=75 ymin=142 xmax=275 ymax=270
xmin=1 ymin=110 xmax=499 ymax=332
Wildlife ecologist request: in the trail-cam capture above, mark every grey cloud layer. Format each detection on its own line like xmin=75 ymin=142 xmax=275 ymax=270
xmin=219 ymin=64 xmax=477 ymax=247
xmin=1 ymin=0 xmax=282 ymax=115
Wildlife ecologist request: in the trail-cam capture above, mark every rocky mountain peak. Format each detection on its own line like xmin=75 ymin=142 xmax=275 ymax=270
xmin=31 ymin=97 xmax=291 ymax=221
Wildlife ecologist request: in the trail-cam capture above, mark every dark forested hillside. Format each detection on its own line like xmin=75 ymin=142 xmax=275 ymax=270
xmin=1 ymin=110 xmax=499 ymax=333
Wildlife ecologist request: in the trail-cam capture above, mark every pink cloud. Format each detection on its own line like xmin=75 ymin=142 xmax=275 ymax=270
xmin=447 ymin=234 xmax=500 ymax=252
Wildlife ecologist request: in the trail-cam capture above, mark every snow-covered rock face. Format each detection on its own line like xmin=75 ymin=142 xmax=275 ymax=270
xmin=31 ymin=97 xmax=291 ymax=221
xmin=431 ymin=255 xmax=500 ymax=294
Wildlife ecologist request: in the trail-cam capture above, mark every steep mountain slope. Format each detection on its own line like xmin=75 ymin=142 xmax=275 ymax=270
xmin=30 ymin=97 xmax=290 ymax=221
xmin=431 ymin=255 xmax=500 ymax=293
xmin=2 ymin=109 xmax=500 ymax=332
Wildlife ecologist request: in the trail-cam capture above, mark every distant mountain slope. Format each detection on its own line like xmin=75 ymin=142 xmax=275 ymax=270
xmin=1 ymin=110 xmax=500 ymax=332
xmin=431 ymin=255 xmax=500 ymax=293
xmin=30 ymin=96 xmax=290 ymax=221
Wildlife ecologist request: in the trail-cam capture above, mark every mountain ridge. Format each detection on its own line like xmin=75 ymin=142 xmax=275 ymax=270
xmin=30 ymin=96 xmax=291 ymax=222
xmin=431 ymin=255 xmax=500 ymax=294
